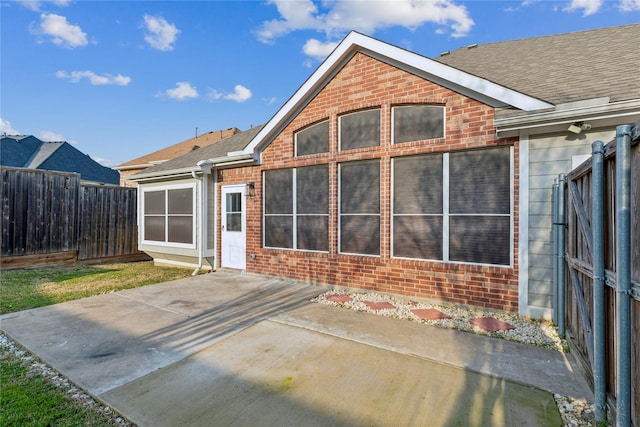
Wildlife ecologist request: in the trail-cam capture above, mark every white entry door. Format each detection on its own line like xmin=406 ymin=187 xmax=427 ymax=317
xmin=221 ymin=185 xmax=246 ymax=269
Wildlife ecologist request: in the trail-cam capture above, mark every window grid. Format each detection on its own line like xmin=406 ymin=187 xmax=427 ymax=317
xmin=142 ymin=184 xmax=196 ymax=248
xmin=263 ymin=168 xmax=329 ymax=252
xmin=391 ymin=148 xmax=513 ymax=266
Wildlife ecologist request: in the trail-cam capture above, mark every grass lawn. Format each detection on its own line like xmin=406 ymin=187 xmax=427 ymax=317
xmin=0 ymin=261 xmax=196 ymax=315
xmin=0 ymin=261 xmax=197 ymax=426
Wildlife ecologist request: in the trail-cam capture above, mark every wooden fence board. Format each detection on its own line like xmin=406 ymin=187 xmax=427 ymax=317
xmin=564 ymin=137 xmax=638 ymax=425
xmin=1 ymin=167 xmax=142 ymax=265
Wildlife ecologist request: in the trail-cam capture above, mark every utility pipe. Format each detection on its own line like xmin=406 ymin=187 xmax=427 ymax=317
xmin=192 ymin=160 xmax=213 ymax=276
xmin=591 ymin=140 xmax=606 ymax=423
xmin=615 ymin=125 xmax=632 ymax=427
xmin=557 ymin=173 xmax=566 ymax=339
xmin=552 ymin=177 xmax=559 ymax=323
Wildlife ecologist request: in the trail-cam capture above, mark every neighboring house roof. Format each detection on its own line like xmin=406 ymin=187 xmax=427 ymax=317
xmin=116 ymin=127 xmax=241 ymax=171
xmin=1 ymin=135 xmax=120 ymax=185
xmin=130 ymin=125 xmax=264 ymax=180
xmin=434 ymin=24 xmax=640 ymax=106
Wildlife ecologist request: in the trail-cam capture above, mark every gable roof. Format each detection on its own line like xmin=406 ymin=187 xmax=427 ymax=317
xmin=1 ymin=135 xmax=120 ymax=185
xmin=434 ymin=24 xmax=640 ymax=106
xmin=116 ymin=127 xmax=241 ymax=170
xmin=242 ymin=31 xmax=553 ymax=158
xmin=130 ymin=125 xmax=264 ymax=180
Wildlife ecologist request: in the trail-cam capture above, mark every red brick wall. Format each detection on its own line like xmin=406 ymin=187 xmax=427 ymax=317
xmin=219 ymin=52 xmax=519 ymax=311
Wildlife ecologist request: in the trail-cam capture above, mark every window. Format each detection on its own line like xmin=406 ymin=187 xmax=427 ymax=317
xmin=339 ymin=160 xmax=380 ymax=255
xmin=142 ymin=184 xmax=195 ymax=247
xmin=392 ymin=146 xmax=511 ymax=265
xmin=339 ymin=109 xmax=380 ymax=150
xmin=392 ymin=105 xmax=444 ymax=144
xmin=295 ymin=120 xmax=329 ymax=156
xmin=264 ymin=165 xmax=328 ymax=251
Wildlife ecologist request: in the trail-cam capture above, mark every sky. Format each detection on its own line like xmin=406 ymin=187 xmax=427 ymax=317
xmin=1 ymin=0 xmax=639 ymax=168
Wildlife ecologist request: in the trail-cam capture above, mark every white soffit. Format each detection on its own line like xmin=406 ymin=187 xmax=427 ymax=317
xmin=243 ymin=31 xmax=552 ymax=157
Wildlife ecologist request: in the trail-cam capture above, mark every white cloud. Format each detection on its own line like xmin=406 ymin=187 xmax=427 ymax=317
xmin=207 ymin=89 xmax=223 ymax=101
xmin=207 ymin=85 xmax=253 ymax=103
xmin=224 ymin=85 xmax=252 ymax=103
xmin=1 ymin=118 xmax=20 ymax=135
xmin=143 ymin=15 xmax=179 ymax=51
xmin=92 ymin=157 xmax=120 ymax=168
xmin=303 ymin=39 xmax=339 ymax=60
xmin=38 ymin=130 xmax=78 ymax=145
xmin=162 ymin=82 xmax=199 ymax=100
xmin=38 ymin=130 xmax=64 ymax=141
xmin=620 ymin=0 xmax=640 ymax=10
xmin=564 ymin=0 xmax=603 ymax=15
xmin=256 ymin=0 xmax=474 ymax=46
xmin=15 ymin=0 xmax=71 ymax=12
xmin=31 ymin=13 xmax=88 ymax=48
xmin=56 ymin=70 xmax=132 ymax=86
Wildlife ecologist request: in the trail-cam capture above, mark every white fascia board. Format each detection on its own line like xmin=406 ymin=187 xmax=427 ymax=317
xmin=129 ymin=166 xmax=198 ymax=182
xmin=242 ymin=32 xmax=551 ymax=158
xmin=496 ymin=99 xmax=640 ymax=138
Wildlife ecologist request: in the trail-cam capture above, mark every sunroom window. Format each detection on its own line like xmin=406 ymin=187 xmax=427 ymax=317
xmin=339 ymin=160 xmax=380 ymax=255
xmin=264 ymin=165 xmax=328 ymax=251
xmin=295 ymin=120 xmax=329 ymax=156
xmin=392 ymin=146 xmax=511 ymax=265
xmin=392 ymin=105 xmax=444 ymax=144
xmin=339 ymin=109 xmax=380 ymax=150
xmin=142 ymin=185 xmax=195 ymax=246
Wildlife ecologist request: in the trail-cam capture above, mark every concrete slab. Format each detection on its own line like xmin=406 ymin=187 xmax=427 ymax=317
xmin=102 ymin=320 xmax=561 ymax=427
xmin=1 ymin=271 xmax=592 ymax=426
xmin=0 ymin=271 xmax=322 ymax=395
xmin=272 ymin=304 xmax=592 ymax=400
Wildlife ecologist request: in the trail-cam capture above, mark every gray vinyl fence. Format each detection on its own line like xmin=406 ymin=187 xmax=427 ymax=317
xmin=1 ymin=167 xmax=145 ymax=267
xmin=553 ymin=124 xmax=639 ymax=426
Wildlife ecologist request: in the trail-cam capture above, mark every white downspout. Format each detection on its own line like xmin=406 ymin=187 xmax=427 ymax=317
xmin=192 ymin=160 xmax=213 ymax=276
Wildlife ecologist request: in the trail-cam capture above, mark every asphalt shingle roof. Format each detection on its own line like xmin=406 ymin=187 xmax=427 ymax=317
xmin=1 ymin=135 xmax=120 ymax=185
xmin=137 ymin=125 xmax=264 ymax=176
xmin=434 ymin=24 xmax=640 ymax=106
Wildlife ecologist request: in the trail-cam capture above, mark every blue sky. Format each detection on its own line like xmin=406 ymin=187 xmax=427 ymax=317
xmin=1 ymin=0 xmax=638 ymax=167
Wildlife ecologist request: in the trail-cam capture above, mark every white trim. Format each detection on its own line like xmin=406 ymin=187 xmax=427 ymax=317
xmin=243 ymin=31 xmax=551 ymax=158
xmin=518 ymin=131 xmax=530 ymax=316
xmin=141 ymin=182 xmax=197 ymax=249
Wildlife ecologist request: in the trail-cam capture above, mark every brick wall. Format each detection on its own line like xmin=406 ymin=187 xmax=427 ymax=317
xmin=218 ymin=52 xmax=519 ymax=311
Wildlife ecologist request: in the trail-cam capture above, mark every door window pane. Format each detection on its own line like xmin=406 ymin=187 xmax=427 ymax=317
xmin=340 ymin=109 xmax=380 ymax=150
xmin=226 ymin=193 xmax=242 ymax=232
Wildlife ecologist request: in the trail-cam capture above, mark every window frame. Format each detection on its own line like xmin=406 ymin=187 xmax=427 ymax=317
xmin=262 ymin=166 xmax=329 ymax=253
xmin=294 ymin=119 xmax=330 ymax=157
xmin=141 ymin=182 xmax=197 ymax=249
xmin=391 ymin=147 xmax=513 ymax=267
xmin=338 ymin=108 xmax=381 ymax=151
xmin=391 ymin=104 xmax=446 ymax=145
xmin=338 ymin=159 xmax=381 ymax=256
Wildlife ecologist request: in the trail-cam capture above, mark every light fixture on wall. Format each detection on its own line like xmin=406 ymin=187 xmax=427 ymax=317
xmin=246 ymin=182 xmax=255 ymax=197
xmin=568 ymin=121 xmax=592 ymax=134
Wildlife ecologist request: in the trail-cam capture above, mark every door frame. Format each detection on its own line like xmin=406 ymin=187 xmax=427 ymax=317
xmin=220 ymin=184 xmax=247 ymax=270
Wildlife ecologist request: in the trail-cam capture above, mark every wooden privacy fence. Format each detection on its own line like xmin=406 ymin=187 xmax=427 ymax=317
xmin=554 ymin=124 xmax=638 ymax=426
xmin=1 ymin=167 xmax=147 ymax=268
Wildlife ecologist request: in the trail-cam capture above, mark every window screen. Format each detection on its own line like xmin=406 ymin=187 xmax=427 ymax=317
xmin=391 ymin=147 xmax=512 ymax=265
xmin=449 ymin=147 xmax=511 ymax=265
xmin=393 ymin=105 xmax=444 ymax=144
xmin=339 ymin=160 xmax=380 ymax=255
xmin=263 ymin=166 xmax=328 ymax=251
xmin=392 ymin=154 xmax=443 ymax=260
xmin=296 ymin=120 xmax=329 ymax=156
xmin=340 ymin=109 xmax=380 ymax=150
xmin=143 ymin=187 xmax=194 ymax=245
